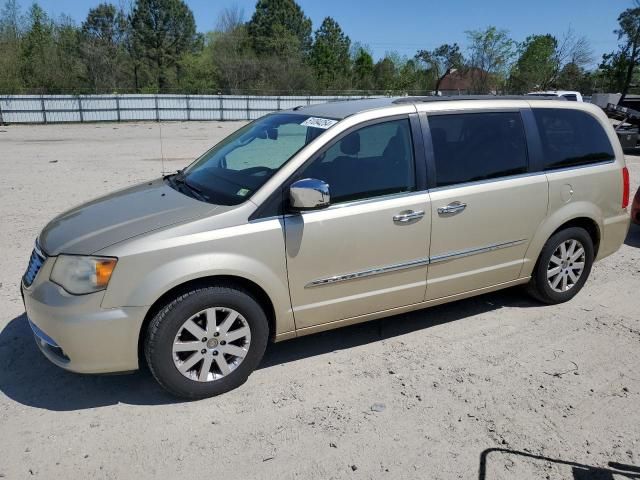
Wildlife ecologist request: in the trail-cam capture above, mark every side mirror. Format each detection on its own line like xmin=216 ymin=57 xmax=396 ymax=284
xmin=289 ymin=178 xmax=330 ymax=211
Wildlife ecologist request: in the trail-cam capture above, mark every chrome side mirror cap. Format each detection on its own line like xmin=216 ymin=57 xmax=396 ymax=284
xmin=289 ymin=178 xmax=330 ymax=211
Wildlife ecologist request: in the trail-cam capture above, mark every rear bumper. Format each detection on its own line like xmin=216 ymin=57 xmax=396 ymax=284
xmin=597 ymin=212 xmax=631 ymax=260
xmin=22 ymin=275 xmax=147 ymax=374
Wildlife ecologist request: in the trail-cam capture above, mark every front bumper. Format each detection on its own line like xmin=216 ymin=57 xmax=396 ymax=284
xmin=21 ymin=258 xmax=147 ymax=374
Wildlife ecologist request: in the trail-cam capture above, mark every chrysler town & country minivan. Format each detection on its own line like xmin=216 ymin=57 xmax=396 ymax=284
xmin=21 ymin=96 xmax=631 ymax=398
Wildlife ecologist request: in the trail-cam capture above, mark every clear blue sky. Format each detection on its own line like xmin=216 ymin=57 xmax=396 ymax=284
xmin=15 ymin=0 xmax=633 ymax=67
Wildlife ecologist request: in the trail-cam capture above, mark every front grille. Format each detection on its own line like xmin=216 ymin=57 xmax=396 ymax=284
xmin=23 ymin=243 xmax=46 ymax=287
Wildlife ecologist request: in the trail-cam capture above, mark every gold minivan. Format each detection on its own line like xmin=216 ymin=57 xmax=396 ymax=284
xmin=21 ymin=97 xmax=631 ymax=398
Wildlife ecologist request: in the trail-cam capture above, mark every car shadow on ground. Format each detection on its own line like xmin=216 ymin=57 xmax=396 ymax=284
xmin=0 ymin=288 xmax=538 ymax=411
xmin=478 ymin=447 xmax=640 ymax=479
xmin=625 ymin=223 xmax=640 ymax=248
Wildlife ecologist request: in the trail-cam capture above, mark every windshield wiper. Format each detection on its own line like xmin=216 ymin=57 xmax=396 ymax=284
xmin=169 ymin=171 xmax=208 ymax=202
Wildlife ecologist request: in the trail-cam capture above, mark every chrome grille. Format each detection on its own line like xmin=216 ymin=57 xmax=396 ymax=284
xmin=23 ymin=243 xmax=46 ymax=287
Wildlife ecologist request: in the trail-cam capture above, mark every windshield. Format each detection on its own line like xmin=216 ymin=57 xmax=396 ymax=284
xmin=170 ymin=113 xmax=337 ymax=205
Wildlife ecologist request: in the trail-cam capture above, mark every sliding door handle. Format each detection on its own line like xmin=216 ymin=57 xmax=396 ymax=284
xmin=437 ymin=202 xmax=467 ymax=216
xmin=393 ymin=210 xmax=425 ymax=223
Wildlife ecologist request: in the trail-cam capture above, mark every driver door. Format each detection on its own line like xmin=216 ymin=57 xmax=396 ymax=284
xmin=284 ymin=117 xmax=431 ymax=330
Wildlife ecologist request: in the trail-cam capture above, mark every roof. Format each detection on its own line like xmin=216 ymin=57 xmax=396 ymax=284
xmin=282 ymin=95 xmax=564 ymax=119
xmin=285 ymin=97 xmax=397 ymax=120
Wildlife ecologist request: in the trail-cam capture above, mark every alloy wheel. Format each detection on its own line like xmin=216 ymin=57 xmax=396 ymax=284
xmin=172 ymin=307 xmax=251 ymax=382
xmin=546 ymin=239 xmax=586 ymax=293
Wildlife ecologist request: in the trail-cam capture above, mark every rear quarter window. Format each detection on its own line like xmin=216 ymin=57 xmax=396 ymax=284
xmin=533 ymin=108 xmax=615 ymax=170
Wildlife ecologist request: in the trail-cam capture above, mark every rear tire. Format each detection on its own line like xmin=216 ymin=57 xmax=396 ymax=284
xmin=527 ymin=227 xmax=594 ymax=304
xmin=144 ymin=285 xmax=269 ymax=399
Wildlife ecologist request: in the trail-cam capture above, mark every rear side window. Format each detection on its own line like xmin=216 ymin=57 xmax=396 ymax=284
xmin=428 ymin=112 xmax=528 ymax=187
xmin=533 ymin=108 xmax=615 ymax=170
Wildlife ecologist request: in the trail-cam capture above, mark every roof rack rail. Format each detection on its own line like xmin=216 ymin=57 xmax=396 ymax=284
xmin=392 ymin=95 xmax=564 ymax=104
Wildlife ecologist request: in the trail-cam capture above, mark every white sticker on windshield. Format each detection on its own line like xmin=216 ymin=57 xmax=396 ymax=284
xmin=301 ymin=117 xmax=338 ymax=130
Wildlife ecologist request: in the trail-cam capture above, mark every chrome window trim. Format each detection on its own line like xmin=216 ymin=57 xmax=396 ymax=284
xmin=427 ymin=171 xmax=544 ymax=193
xmin=427 ymin=159 xmax=617 ymax=194
xmin=422 ymin=107 xmax=524 ymax=116
xmin=541 ymin=159 xmax=616 ymax=175
xmin=305 ymin=257 xmax=430 ymax=288
xmin=305 ymin=238 xmax=528 ymax=288
xmin=322 ymin=189 xmax=428 ymax=211
xmin=267 ymin=189 xmax=431 ymax=220
xmin=430 ymin=239 xmax=527 ymax=264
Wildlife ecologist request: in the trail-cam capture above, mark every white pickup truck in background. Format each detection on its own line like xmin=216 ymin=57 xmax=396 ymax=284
xmin=527 ymin=90 xmax=584 ymax=102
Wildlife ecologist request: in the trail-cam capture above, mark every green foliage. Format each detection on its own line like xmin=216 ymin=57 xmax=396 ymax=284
xmin=310 ymin=17 xmax=351 ymax=90
xmin=415 ymin=43 xmax=463 ymax=81
xmin=247 ymin=0 xmax=312 ymax=58
xmin=509 ymin=34 xmax=557 ymax=92
xmin=598 ymin=51 xmax=631 ymax=92
xmin=466 ymin=26 xmax=516 ymax=93
xmin=81 ymin=3 xmax=129 ymax=92
xmin=0 ymin=0 xmax=22 ymax=92
xmin=0 ymin=1 xmax=633 ymax=96
xmin=352 ymin=45 xmax=374 ymax=90
xmin=130 ymin=0 xmax=198 ymax=90
xmin=612 ymin=5 xmax=640 ymax=99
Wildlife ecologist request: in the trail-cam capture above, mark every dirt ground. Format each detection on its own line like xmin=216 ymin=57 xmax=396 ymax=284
xmin=0 ymin=121 xmax=639 ymax=480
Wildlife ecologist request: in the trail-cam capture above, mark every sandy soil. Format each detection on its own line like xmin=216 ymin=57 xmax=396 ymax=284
xmin=0 ymin=121 xmax=639 ymax=480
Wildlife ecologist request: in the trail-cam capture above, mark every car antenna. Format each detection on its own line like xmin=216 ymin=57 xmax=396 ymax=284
xmin=159 ymin=120 xmax=166 ymax=176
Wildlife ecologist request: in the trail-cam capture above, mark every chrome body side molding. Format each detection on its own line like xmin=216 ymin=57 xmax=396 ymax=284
xmin=305 ymin=257 xmax=430 ymax=288
xmin=305 ymin=239 xmax=528 ymax=288
xmin=429 ymin=239 xmax=527 ymax=264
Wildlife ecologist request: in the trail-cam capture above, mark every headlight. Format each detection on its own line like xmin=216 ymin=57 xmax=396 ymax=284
xmin=50 ymin=255 xmax=118 ymax=295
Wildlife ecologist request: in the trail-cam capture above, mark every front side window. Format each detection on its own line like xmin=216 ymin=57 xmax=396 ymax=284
xmin=173 ymin=113 xmax=335 ymax=205
xmin=298 ymin=118 xmax=416 ymax=204
xmin=533 ymin=108 xmax=615 ymax=170
xmin=429 ymin=112 xmax=528 ymax=187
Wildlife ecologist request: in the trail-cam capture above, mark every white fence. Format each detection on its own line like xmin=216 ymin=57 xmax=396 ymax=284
xmin=0 ymin=94 xmax=374 ymax=124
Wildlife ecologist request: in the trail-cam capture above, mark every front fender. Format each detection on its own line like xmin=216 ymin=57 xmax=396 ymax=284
xmin=100 ymin=218 xmax=295 ymax=336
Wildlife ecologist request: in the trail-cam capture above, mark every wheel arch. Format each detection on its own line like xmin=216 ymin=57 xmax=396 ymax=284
xmin=521 ymin=205 xmax=602 ymax=278
xmin=137 ymin=275 xmax=278 ymax=365
xmin=549 ymin=217 xmax=600 ymax=257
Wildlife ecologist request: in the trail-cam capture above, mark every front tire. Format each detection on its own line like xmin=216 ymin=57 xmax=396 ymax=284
xmin=527 ymin=227 xmax=594 ymax=304
xmin=144 ymin=285 xmax=269 ymax=399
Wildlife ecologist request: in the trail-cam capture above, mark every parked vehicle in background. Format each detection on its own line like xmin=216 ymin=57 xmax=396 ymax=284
xmin=632 ymin=186 xmax=640 ymax=225
xmin=21 ymin=96 xmax=630 ymax=399
xmin=527 ymin=90 xmax=584 ymax=102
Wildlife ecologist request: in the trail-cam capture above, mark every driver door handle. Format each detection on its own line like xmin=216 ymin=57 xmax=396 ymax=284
xmin=393 ymin=210 xmax=425 ymax=223
xmin=437 ymin=201 xmax=467 ymax=216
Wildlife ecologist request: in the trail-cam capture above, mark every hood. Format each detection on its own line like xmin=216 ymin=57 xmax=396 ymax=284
xmin=39 ymin=178 xmax=217 ymax=255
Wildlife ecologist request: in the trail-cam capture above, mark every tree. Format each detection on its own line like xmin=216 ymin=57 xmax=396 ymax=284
xmin=374 ymin=56 xmax=397 ymax=91
xmin=0 ymin=0 xmax=23 ymax=92
xmin=509 ymin=35 xmax=557 ymax=92
xmin=20 ymin=3 xmax=55 ymax=91
xmin=81 ymin=3 xmax=128 ymax=91
xmin=614 ymin=4 xmax=640 ymax=101
xmin=352 ymin=45 xmax=374 ymax=91
xmin=466 ymin=26 xmax=516 ymax=93
xmin=130 ymin=0 xmax=198 ymax=91
xmin=415 ymin=43 xmax=463 ymax=91
xmin=310 ymin=17 xmax=351 ymax=91
xmin=508 ymin=29 xmax=592 ymax=93
xmin=246 ymin=0 xmax=312 ymax=58
xmin=599 ymin=50 xmax=631 ymax=92
xmin=216 ymin=4 xmax=244 ymax=33
xmin=556 ymin=62 xmax=590 ymax=91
